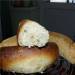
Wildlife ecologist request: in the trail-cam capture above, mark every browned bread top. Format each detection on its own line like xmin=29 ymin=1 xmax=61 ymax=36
xmin=49 ymin=32 xmax=75 ymax=64
xmin=0 ymin=42 xmax=59 ymax=74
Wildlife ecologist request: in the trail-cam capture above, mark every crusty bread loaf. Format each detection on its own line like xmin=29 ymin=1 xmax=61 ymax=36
xmin=49 ymin=32 xmax=75 ymax=64
xmin=0 ymin=32 xmax=75 ymax=64
xmin=18 ymin=20 xmax=49 ymax=48
xmin=0 ymin=43 xmax=59 ymax=74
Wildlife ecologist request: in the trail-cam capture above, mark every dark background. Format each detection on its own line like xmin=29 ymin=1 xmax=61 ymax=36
xmin=1 ymin=0 xmax=75 ymax=41
xmin=0 ymin=1 xmax=1 ymax=41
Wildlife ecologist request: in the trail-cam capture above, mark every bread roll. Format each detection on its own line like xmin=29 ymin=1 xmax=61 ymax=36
xmin=18 ymin=20 xmax=49 ymax=48
xmin=49 ymin=32 xmax=75 ymax=64
xmin=0 ymin=43 xmax=59 ymax=74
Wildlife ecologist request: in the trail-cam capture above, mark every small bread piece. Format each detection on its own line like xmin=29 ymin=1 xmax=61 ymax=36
xmin=0 ymin=35 xmax=17 ymax=48
xmin=18 ymin=20 xmax=49 ymax=48
xmin=49 ymin=32 xmax=75 ymax=64
xmin=0 ymin=43 xmax=59 ymax=74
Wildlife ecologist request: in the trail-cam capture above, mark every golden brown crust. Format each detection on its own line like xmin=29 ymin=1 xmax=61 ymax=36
xmin=49 ymin=32 xmax=75 ymax=64
xmin=0 ymin=35 xmax=17 ymax=48
xmin=18 ymin=19 xmax=30 ymax=35
xmin=0 ymin=42 xmax=59 ymax=73
xmin=0 ymin=43 xmax=2 ymax=48
xmin=19 ymin=19 xmax=28 ymax=26
xmin=17 ymin=19 xmax=31 ymax=46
